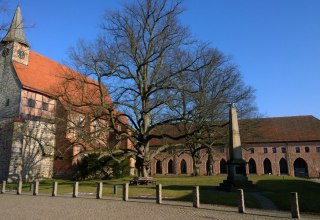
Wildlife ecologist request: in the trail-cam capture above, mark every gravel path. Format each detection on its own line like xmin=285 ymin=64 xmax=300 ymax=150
xmin=249 ymin=192 xmax=278 ymax=210
xmin=0 ymin=193 xmax=319 ymax=220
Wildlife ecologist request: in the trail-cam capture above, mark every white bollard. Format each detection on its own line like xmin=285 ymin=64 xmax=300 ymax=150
xmin=156 ymin=184 xmax=162 ymax=204
xmin=17 ymin=180 xmax=22 ymax=195
xmin=238 ymin=189 xmax=245 ymax=213
xmin=96 ymin=182 xmax=103 ymax=199
xmin=123 ymin=183 xmax=129 ymax=201
xmin=73 ymin=182 xmax=79 ymax=198
xmin=33 ymin=181 xmax=39 ymax=196
xmin=193 ymin=186 xmax=200 ymax=208
xmin=291 ymin=192 xmax=300 ymax=219
xmin=1 ymin=181 xmax=6 ymax=194
xmin=52 ymin=182 xmax=58 ymax=197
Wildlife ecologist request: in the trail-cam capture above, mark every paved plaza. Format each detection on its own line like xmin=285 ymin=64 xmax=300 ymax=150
xmin=0 ymin=193 xmax=319 ymax=220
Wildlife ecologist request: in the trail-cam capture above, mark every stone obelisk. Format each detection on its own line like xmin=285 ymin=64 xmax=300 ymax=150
xmin=218 ymin=104 xmax=250 ymax=191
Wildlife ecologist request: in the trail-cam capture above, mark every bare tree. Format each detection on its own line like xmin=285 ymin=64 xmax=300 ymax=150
xmin=66 ymin=0 xmax=257 ymax=177
xmin=170 ymin=48 xmax=257 ymax=176
xmin=0 ymin=1 xmax=9 ymax=34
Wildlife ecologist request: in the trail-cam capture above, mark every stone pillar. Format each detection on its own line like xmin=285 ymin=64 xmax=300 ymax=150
xmin=193 ymin=186 xmax=200 ymax=208
xmin=114 ymin=185 xmax=118 ymax=196
xmin=238 ymin=189 xmax=245 ymax=213
xmin=33 ymin=181 xmax=39 ymax=196
xmin=73 ymin=182 xmax=79 ymax=198
xmin=1 ymin=181 xmax=6 ymax=194
xmin=96 ymin=182 xmax=103 ymax=199
xmin=156 ymin=184 xmax=162 ymax=204
xmin=52 ymin=182 xmax=58 ymax=197
xmin=291 ymin=192 xmax=300 ymax=219
xmin=123 ymin=183 xmax=129 ymax=201
xmin=17 ymin=180 xmax=22 ymax=195
xmin=229 ymin=104 xmax=242 ymax=160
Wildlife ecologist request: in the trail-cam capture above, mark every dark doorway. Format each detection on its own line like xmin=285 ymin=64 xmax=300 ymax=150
xmin=220 ymin=159 xmax=227 ymax=174
xmin=180 ymin=159 xmax=187 ymax=174
xmin=168 ymin=160 xmax=174 ymax=174
xmin=248 ymin=158 xmax=257 ymax=174
xmin=156 ymin=160 xmax=162 ymax=174
xmin=279 ymin=158 xmax=288 ymax=175
xmin=263 ymin=158 xmax=272 ymax=174
xmin=294 ymin=158 xmax=308 ymax=177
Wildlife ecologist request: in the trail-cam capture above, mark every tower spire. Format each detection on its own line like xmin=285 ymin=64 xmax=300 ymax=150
xmin=1 ymin=4 xmax=29 ymax=46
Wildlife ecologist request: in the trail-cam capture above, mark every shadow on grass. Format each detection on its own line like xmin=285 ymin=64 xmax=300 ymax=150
xmin=256 ymin=178 xmax=320 ymax=213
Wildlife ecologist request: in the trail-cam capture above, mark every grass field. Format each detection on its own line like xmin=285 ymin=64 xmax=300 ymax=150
xmin=3 ymin=175 xmax=320 ymax=213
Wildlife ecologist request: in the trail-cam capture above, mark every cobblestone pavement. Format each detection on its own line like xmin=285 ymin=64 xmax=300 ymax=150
xmin=0 ymin=193 xmax=319 ymax=220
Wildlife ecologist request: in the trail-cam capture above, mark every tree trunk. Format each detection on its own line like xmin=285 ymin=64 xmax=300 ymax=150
xmin=207 ymin=148 xmax=214 ymax=176
xmin=192 ymin=152 xmax=201 ymax=176
xmin=193 ymin=162 xmax=200 ymax=176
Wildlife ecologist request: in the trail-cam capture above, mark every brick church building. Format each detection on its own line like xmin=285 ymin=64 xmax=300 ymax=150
xmin=0 ymin=5 xmax=128 ymax=182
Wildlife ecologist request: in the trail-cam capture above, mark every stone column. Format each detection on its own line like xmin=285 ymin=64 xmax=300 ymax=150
xmin=73 ymin=182 xmax=79 ymax=198
xmin=238 ymin=189 xmax=245 ymax=213
xmin=96 ymin=182 xmax=103 ymax=199
xmin=156 ymin=184 xmax=162 ymax=204
xmin=193 ymin=186 xmax=200 ymax=208
xmin=291 ymin=192 xmax=300 ymax=219
xmin=1 ymin=181 xmax=6 ymax=194
xmin=33 ymin=181 xmax=39 ymax=196
xmin=52 ymin=182 xmax=58 ymax=197
xmin=17 ymin=180 xmax=22 ymax=195
xmin=123 ymin=183 xmax=129 ymax=201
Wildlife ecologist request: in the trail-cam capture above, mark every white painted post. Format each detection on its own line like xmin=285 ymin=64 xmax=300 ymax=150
xmin=30 ymin=182 xmax=34 ymax=192
xmin=123 ymin=183 xmax=129 ymax=201
xmin=156 ymin=184 xmax=162 ymax=204
xmin=17 ymin=180 xmax=22 ymax=195
xmin=238 ymin=189 xmax=245 ymax=213
xmin=33 ymin=181 xmax=39 ymax=196
xmin=52 ymin=182 xmax=58 ymax=197
xmin=96 ymin=182 xmax=103 ymax=199
xmin=1 ymin=181 xmax=6 ymax=194
xmin=114 ymin=185 xmax=118 ymax=196
xmin=291 ymin=192 xmax=300 ymax=219
xmin=193 ymin=186 xmax=200 ymax=208
xmin=73 ymin=182 xmax=79 ymax=198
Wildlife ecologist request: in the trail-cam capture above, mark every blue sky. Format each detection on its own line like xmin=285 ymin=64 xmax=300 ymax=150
xmin=3 ymin=0 xmax=320 ymax=118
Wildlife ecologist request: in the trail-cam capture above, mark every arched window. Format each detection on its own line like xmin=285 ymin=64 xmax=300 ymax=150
xmin=294 ymin=158 xmax=308 ymax=177
xmin=248 ymin=158 xmax=257 ymax=174
xmin=168 ymin=160 xmax=174 ymax=174
xmin=263 ymin=158 xmax=272 ymax=174
xmin=220 ymin=159 xmax=227 ymax=174
xmin=279 ymin=158 xmax=288 ymax=175
xmin=156 ymin=160 xmax=162 ymax=174
xmin=180 ymin=159 xmax=187 ymax=174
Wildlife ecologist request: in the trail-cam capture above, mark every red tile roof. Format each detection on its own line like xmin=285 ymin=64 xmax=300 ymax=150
xmin=242 ymin=115 xmax=320 ymax=143
xmin=149 ymin=116 xmax=320 ymax=147
xmin=13 ymin=50 xmax=113 ymax=107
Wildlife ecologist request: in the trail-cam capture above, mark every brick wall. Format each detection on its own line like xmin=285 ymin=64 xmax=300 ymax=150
xmin=149 ymin=143 xmax=320 ymax=178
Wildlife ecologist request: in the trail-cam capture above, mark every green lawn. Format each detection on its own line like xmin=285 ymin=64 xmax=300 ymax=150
xmin=3 ymin=175 xmax=320 ymax=213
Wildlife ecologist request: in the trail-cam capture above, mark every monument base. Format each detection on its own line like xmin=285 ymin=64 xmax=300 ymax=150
xmin=218 ymin=160 xmax=253 ymax=191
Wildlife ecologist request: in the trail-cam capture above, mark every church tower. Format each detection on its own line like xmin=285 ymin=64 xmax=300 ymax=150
xmin=1 ymin=4 xmax=30 ymax=66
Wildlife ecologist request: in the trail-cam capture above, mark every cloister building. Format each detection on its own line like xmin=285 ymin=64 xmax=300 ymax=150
xmin=150 ymin=115 xmax=320 ymax=178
